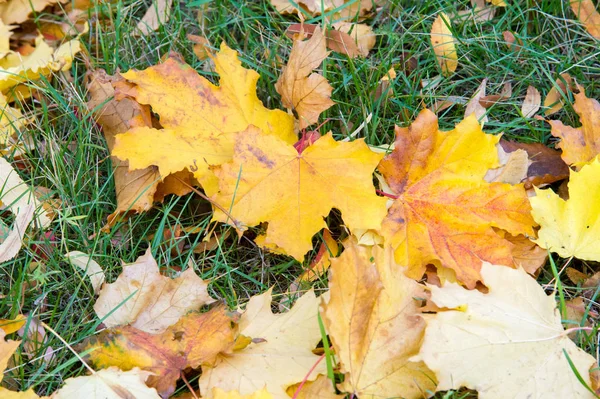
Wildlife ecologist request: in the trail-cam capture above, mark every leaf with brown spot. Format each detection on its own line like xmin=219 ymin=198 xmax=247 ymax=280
xmin=323 ymin=240 xmax=436 ymax=398
xmin=378 ymin=109 xmax=536 ymax=288
xmin=84 ymin=306 xmax=236 ymax=398
xmin=276 ymin=27 xmax=334 ymax=129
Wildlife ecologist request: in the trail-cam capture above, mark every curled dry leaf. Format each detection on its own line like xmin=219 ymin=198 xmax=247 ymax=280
xmin=275 ymin=27 xmax=334 ymax=129
xmin=543 ymin=73 xmax=572 ymax=116
xmin=378 ymin=109 xmax=535 ymax=288
xmin=84 ymin=306 xmax=237 ymax=398
xmin=521 ymin=85 xmax=541 ymax=117
xmin=530 ymin=158 xmax=600 ymax=261
xmin=547 ymin=84 xmax=600 ymax=168
xmin=570 ymin=0 xmax=600 ymax=39
xmin=415 ymin=263 xmax=596 ymax=399
xmin=93 ymin=248 xmax=214 ymax=333
xmin=499 ymin=139 xmax=569 ymax=187
xmin=65 ymin=251 xmax=105 ymax=293
xmin=53 ymin=367 xmax=161 ymax=399
xmin=464 ymin=79 xmax=488 ymax=124
xmin=112 ymin=43 xmax=295 ymax=195
xmin=322 ymin=240 xmax=436 ymax=398
xmin=430 ymin=13 xmax=457 ymax=76
xmin=199 ymin=290 xmax=325 ymax=398
xmin=211 ymin=129 xmax=387 ymax=260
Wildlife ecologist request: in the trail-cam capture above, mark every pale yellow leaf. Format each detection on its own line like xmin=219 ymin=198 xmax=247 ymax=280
xmin=65 ymin=251 xmax=105 ymax=294
xmin=521 ymin=85 xmax=541 ymax=118
xmin=136 ymin=0 xmax=173 ymax=36
xmin=430 ymin=13 xmax=457 ymax=76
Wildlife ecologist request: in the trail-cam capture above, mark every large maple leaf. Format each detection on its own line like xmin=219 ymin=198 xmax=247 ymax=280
xmin=414 ymin=262 xmax=596 ymax=398
xmin=378 ymin=109 xmax=535 ymax=288
xmin=111 ymin=42 xmax=296 ymax=194
xmin=322 ymin=240 xmax=436 ymax=398
xmin=547 ymin=85 xmax=600 ymax=168
xmin=530 ymin=158 xmax=600 ymax=261
xmin=199 ymin=290 xmax=325 ymax=399
xmin=211 ymin=129 xmax=388 ymax=260
xmin=84 ymin=306 xmax=237 ymax=398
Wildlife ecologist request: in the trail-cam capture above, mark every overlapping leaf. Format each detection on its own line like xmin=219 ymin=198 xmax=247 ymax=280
xmin=378 ymin=109 xmax=535 ymax=287
xmin=211 ymin=129 xmax=388 ymax=260
xmin=111 ymin=43 xmax=296 ymax=194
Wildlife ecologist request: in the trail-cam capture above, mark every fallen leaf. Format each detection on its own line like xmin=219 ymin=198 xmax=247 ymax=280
xmin=270 ymin=0 xmax=373 ymax=20
xmin=0 ymin=315 xmax=25 ymax=334
xmin=373 ymin=67 xmax=396 ymax=104
xmin=112 ymin=43 xmax=295 ymax=195
xmin=93 ymin=248 xmax=214 ymax=333
xmin=504 ymin=232 xmax=548 ymax=275
xmin=564 ymin=297 xmax=592 ymax=335
xmin=187 ymin=34 xmax=211 ymax=60
xmin=378 ymin=109 xmax=535 ymax=288
xmin=136 ymin=0 xmax=173 ymax=36
xmin=521 ymin=85 xmax=541 ymax=117
xmin=570 ymin=0 xmax=600 ymax=39
xmin=502 ymin=30 xmax=523 ymax=50
xmin=0 ymin=36 xmax=80 ymax=93
xmin=0 ymin=204 xmax=33 ymax=262
xmin=414 ymin=262 xmax=596 ymax=399
xmin=0 ymin=157 xmax=50 ymax=228
xmin=484 ymin=145 xmax=530 ymax=184
xmin=0 ymin=329 xmax=40 ymax=398
xmin=199 ymin=290 xmax=326 ymax=398
xmin=213 ymin=388 xmax=273 ymax=399
xmin=430 ymin=13 xmax=457 ymax=76
xmin=330 ymin=22 xmax=375 ymax=57
xmin=17 ymin=315 xmax=54 ymax=364
xmin=543 ymin=73 xmax=572 ymax=116
xmin=0 ymin=93 xmax=29 ymax=146
xmin=53 ymin=367 xmax=161 ymax=399
xmin=530 ymin=158 xmax=600 ymax=261
xmin=286 ymin=375 xmax=343 ymax=399
xmin=323 ymin=240 xmax=436 ymax=398
xmin=479 ymin=81 xmax=511 ymax=108
xmin=0 ymin=0 xmax=67 ymax=25
xmin=464 ymin=79 xmax=488 ymax=124
xmin=65 ymin=251 xmax=105 ymax=294
xmin=567 ymin=267 xmax=590 ymax=285
xmin=211 ymin=129 xmax=387 ymax=260
xmin=297 ymin=229 xmax=339 ymax=283
xmin=275 ymin=27 xmax=334 ymax=129
xmin=84 ymin=306 xmax=236 ymax=398
xmin=499 ymin=140 xmax=569 ymax=187
xmin=547 ymin=84 xmax=600 ymax=168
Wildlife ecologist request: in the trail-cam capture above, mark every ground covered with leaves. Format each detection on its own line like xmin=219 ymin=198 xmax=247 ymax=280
xmin=0 ymin=0 xmax=600 ymax=398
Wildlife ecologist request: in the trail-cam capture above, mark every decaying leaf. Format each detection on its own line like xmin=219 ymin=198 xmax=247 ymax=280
xmin=547 ymin=85 xmax=600 ymax=168
xmin=136 ymin=0 xmax=173 ymax=36
xmin=499 ymin=140 xmax=569 ymax=187
xmin=323 ymin=240 xmax=436 ymax=398
xmin=93 ymin=249 xmax=214 ymax=333
xmin=530 ymin=158 xmax=600 ymax=261
xmin=275 ymin=27 xmax=334 ymax=128
xmin=378 ymin=109 xmax=535 ymax=288
xmin=570 ymin=0 xmax=600 ymax=39
xmin=430 ymin=13 xmax=457 ymax=76
xmin=53 ymin=367 xmax=161 ymax=399
xmin=0 ymin=36 xmax=80 ymax=93
xmin=65 ymin=251 xmax=105 ymax=294
xmin=199 ymin=290 xmax=325 ymax=398
xmin=112 ymin=43 xmax=295 ymax=195
xmin=415 ymin=263 xmax=596 ymax=399
xmin=521 ymin=85 xmax=541 ymax=118
xmin=85 ymin=306 xmax=236 ymax=397
xmin=211 ymin=129 xmax=387 ymax=260
xmin=543 ymin=73 xmax=572 ymax=116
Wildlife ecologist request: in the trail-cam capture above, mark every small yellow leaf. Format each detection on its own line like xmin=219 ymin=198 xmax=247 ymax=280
xmin=521 ymin=85 xmax=541 ymax=118
xmin=430 ymin=13 xmax=457 ymax=76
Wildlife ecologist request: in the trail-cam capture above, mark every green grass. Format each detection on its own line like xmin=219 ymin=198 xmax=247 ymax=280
xmin=1 ymin=0 xmax=599 ymax=397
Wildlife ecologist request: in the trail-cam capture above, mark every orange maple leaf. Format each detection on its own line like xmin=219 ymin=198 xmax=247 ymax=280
xmin=378 ymin=109 xmax=536 ymax=288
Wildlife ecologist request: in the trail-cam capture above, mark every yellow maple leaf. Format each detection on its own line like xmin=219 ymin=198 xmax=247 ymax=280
xmin=378 ymin=109 xmax=535 ymax=288
xmin=212 ymin=129 xmax=388 ymax=260
xmin=547 ymin=85 xmax=600 ymax=168
xmin=84 ymin=306 xmax=237 ymax=398
xmin=414 ymin=262 xmax=596 ymax=398
xmin=0 ymin=0 xmax=68 ymax=25
xmin=322 ymin=239 xmax=436 ymax=398
xmin=213 ymin=387 xmax=273 ymax=399
xmin=275 ymin=27 xmax=334 ymax=129
xmin=430 ymin=13 xmax=457 ymax=76
xmin=530 ymin=158 xmax=600 ymax=261
xmin=111 ymin=42 xmax=296 ymax=195
xmin=199 ymin=290 xmax=325 ymax=399
xmin=93 ymin=249 xmax=214 ymax=334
